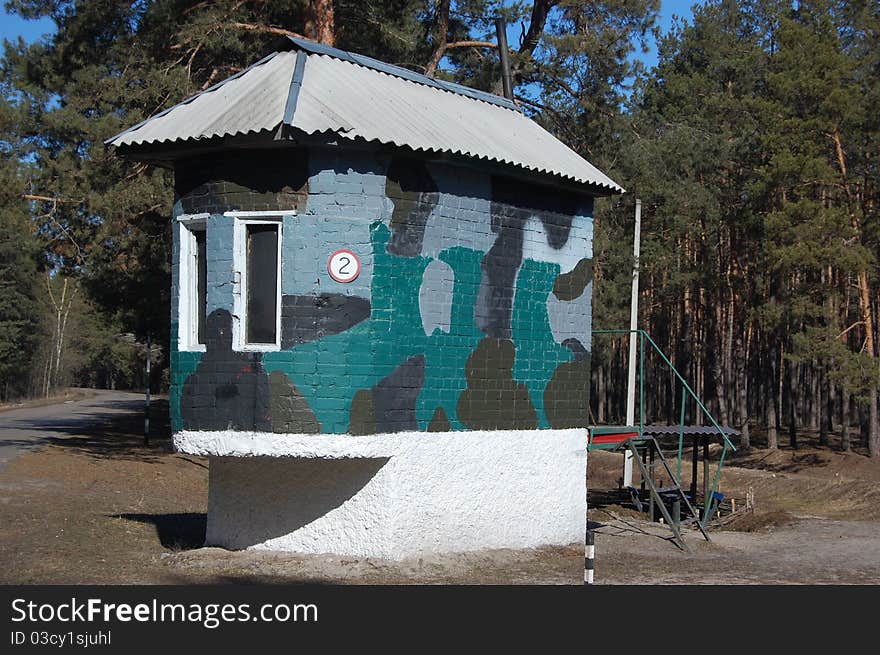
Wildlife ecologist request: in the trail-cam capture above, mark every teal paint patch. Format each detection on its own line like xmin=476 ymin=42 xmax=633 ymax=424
xmin=511 ymin=260 xmax=574 ymax=428
xmin=172 ymin=158 xmax=594 ymax=436
xmin=264 ymin=222 xmax=425 ymax=433
xmin=417 ymin=246 xmax=485 ymax=431
xmin=262 ymin=221 xmax=567 ymax=434
xmin=263 ymin=222 xmax=487 ymax=433
xmin=169 ymin=322 xmax=203 ymax=432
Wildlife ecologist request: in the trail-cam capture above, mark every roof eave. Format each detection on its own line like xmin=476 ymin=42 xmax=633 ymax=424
xmin=110 ymin=130 xmax=624 ymax=195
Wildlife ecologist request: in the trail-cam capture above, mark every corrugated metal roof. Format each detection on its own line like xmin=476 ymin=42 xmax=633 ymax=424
xmin=287 ymin=36 xmax=519 ymax=110
xmin=107 ymin=51 xmax=296 ymax=147
xmin=107 ymin=39 xmax=623 ymax=193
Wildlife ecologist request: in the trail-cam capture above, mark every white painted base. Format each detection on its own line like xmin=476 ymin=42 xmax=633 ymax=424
xmin=175 ymin=429 xmax=587 ymax=560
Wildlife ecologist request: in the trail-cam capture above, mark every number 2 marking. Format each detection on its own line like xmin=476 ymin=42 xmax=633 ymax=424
xmin=328 ymin=249 xmax=360 ymax=283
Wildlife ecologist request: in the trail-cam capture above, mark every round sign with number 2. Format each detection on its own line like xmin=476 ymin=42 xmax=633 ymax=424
xmin=328 ymin=249 xmax=361 ymax=283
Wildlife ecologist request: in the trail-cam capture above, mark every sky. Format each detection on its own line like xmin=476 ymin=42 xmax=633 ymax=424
xmin=0 ymin=8 xmax=54 ymax=44
xmin=1 ymin=2 xmax=698 ymax=68
xmin=643 ymin=1 xmax=697 ymax=68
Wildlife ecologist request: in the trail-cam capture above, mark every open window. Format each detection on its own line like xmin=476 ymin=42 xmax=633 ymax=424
xmin=233 ymin=217 xmax=282 ymax=351
xmin=178 ymin=217 xmax=207 ymax=351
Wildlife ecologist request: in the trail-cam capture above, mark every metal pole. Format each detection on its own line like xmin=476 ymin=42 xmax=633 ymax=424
xmin=703 ymin=436 xmax=710 ymax=510
xmin=676 ymin=392 xmax=686 ymax=482
xmin=624 ymin=199 xmax=642 ymax=487
xmin=495 ymin=18 xmax=513 ymax=101
xmin=648 ymin=442 xmax=655 ymax=521
xmin=144 ymin=332 xmax=151 ymax=446
xmin=639 ymin=330 xmax=645 ymax=437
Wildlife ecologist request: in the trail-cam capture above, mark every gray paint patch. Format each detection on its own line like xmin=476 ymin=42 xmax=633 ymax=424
xmin=180 ymin=309 xmax=271 ymax=431
xmin=419 ymin=165 xmax=494 ymax=258
xmin=205 ymin=214 xmax=235 ymax=315
xmin=475 ymin=202 xmax=525 ymax=339
xmin=385 ymin=158 xmax=439 ymax=257
xmin=419 ymin=259 xmax=454 ymax=336
xmin=475 ymin=176 xmax=586 ymax=340
xmin=522 ymin=214 xmax=593 ymax=274
xmin=373 ymin=355 xmax=427 ymax=434
xmin=546 ymin=280 xmax=593 ymax=353
xmin=281 ymin=213 xmax=374 ymax=300
xmin=280 ymin=293 xmax=371 ymax=349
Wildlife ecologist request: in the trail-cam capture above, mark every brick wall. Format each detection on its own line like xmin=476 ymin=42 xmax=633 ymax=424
xmin=170 ymin=146 xmax=594 ymax=434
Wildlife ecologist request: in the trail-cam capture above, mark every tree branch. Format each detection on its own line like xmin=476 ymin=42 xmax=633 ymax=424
xmin=425 ymin=0 xmax=451 ymax=78
xmin=491 ymin=0 xmax=559 ymax=95
xmin=520 ymin=0 xmax=558 ymax=58
xmin=446 ymin=40 xmax=497 ymax=49
xmin=837 ymin=321 xmax=865 ymax=341
xmin=229 ymin=22 xmax=307 ymax=40
xmin=23 ymin=195 xmax=87 ymax=265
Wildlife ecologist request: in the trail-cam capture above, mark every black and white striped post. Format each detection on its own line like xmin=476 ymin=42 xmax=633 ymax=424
xmin=584 ymin=528 xmax=595 ymax=585
xmin=585 ymin=429 xmax=595 ymax=585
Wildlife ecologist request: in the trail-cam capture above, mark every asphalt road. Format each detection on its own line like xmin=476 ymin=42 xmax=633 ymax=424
xmin=0 ymin=390 xmax=147 ymax=469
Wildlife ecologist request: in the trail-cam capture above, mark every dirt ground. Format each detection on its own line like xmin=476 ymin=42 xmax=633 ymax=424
xmin=1 ymin=401 xmax=879 ymax=585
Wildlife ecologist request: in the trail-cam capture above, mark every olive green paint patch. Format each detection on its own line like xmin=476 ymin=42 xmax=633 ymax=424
xmin=457 ymin=337 xmax=538 ymax=430
xmin=427 ymin=406 xmax=451 ymax=432
xmin=552 ymin=258 xmax=593 ymax=301
xmin=269 ymin=370 xmax=321 ymax=433
xmin=544 ymin=353 xmax=591 ymax=429
xmin=348 ymin=389 xmax=376 ymax=435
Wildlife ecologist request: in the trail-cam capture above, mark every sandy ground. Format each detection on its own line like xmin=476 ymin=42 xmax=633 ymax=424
xmin=1 ymin=394 xmax=879 ymax=585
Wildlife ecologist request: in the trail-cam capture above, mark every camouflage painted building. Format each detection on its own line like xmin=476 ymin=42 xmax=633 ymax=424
xmin=108 ymin=38 xmax=623 ymax=557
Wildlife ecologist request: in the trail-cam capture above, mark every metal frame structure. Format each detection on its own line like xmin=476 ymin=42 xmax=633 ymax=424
xmin=589 ymin=328 xmax=737 ymax=530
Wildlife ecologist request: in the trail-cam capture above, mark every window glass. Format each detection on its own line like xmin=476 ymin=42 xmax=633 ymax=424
xmin=246 ymin=224 xmax=279 ymax=344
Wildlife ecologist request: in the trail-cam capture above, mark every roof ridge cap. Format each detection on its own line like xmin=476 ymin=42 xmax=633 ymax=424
xmin=286 ymin=36 xmax=520 ymax=112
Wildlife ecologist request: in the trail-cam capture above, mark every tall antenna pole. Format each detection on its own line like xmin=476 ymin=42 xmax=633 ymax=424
xmin=495 ymin=18 xmax=513 ymax=100
xmin=623 ymin=199 xmax=642 ymax=487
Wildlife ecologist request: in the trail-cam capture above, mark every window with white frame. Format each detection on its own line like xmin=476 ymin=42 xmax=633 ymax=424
xmin=177 ymin=216 xmax=208 ymax=351
xmin=232 ymin=215 xmax=283 ymax=351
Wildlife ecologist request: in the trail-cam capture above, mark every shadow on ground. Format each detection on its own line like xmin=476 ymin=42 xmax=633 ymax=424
xmin=113 ymin=512 xmax=206 ymax=550
xmin=728 ymin=451 xmax=828 ymax=473
xmin=41 ymin=400 xmax=173 ymax=463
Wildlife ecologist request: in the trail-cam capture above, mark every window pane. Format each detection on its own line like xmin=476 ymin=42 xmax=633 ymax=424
xmin=246 ymin=224 xmax=279 ymax=344
xmin=194 ymin=229 xmax=207 ymax=345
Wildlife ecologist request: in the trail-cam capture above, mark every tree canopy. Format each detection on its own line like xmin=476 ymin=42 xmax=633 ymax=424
xmin=1 ymin=0 xmax=877 ymax=456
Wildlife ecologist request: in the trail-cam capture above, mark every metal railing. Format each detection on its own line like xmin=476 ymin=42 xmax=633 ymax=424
xmin=592 ymin=328 xmax=736 ymax=529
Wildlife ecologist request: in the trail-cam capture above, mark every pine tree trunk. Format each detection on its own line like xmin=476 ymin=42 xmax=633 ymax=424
xmin=869 ymin=387 xmax=879 ymax=458
xmin=767 ymin=340 xmax=781 ymax=450
xmin=829 ymin=380 xmax=838 ymax=432
xmin=841 ymin=388 xmax=851 ymax=452
xmin=819 ymin=364 xmax=829 ymax=447
xmin=735 ymin=327 xmax=750 ymax=449
xmin=810 ymin=366 xmax=819 ymax=432
xmin=787 ymin=359 xmax=798 ymax=450
xmin=306 ymin=0 xmax=335 ymax=46
xmin=832 ymin=128 xmax=877 ymax=457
